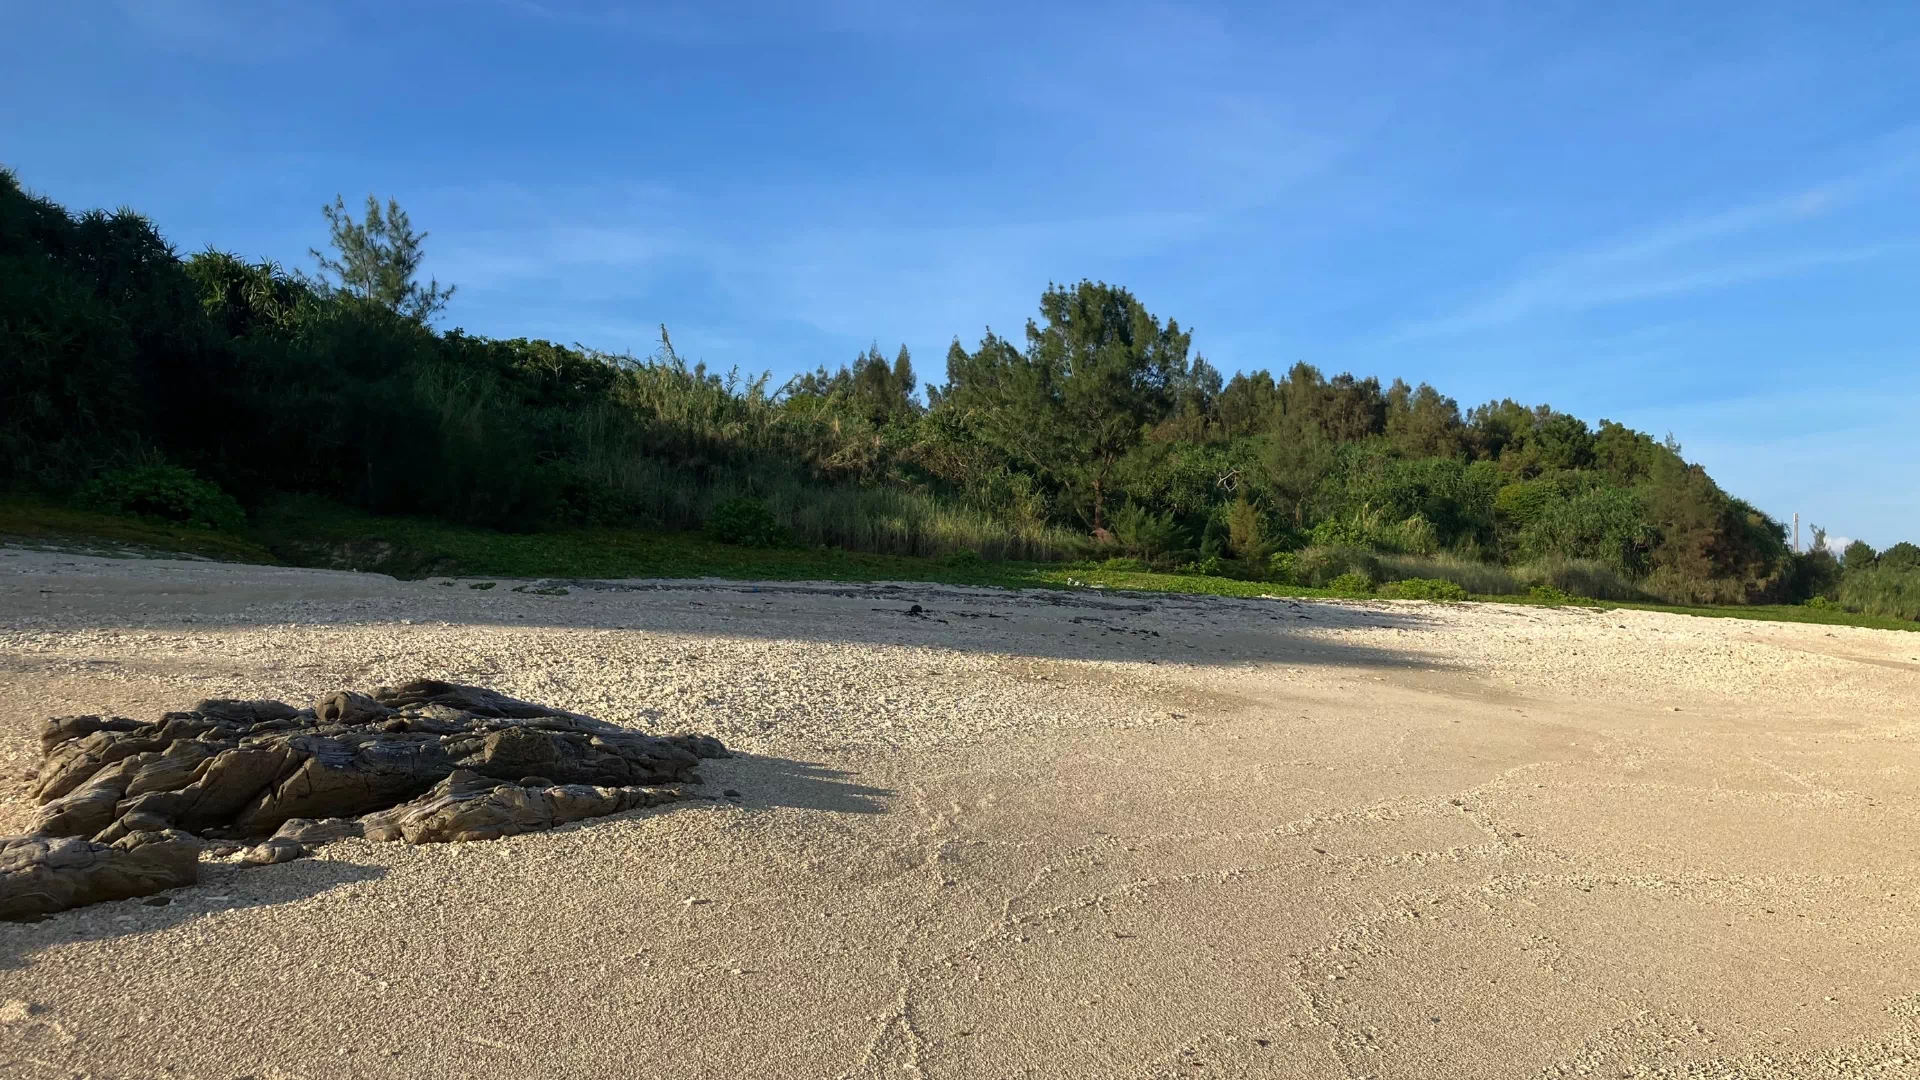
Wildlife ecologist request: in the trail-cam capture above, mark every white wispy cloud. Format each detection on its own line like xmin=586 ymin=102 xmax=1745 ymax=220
xmin=111 ymin=0 xmax=338 ymax=58
xmin=437 ymin=224 xmax=682 ymax=291
xmin=1623 ymin=378 xmax=1920 ymax=549
xmin=724 ymin=209 xmax=1216 ymax=344
xmin=1382 ymin=128 xmax=1920 ymax=345
xmin=430 ymin=2 xmax=1366 ymax=353
xmin=1384 ymin=188 xmax=1879 ymax=342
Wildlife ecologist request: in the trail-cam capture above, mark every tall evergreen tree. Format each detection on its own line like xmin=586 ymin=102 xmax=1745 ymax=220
xmin=940 ymin=281 xmax=1191 ymax=532
xmin=1032 ymin=281 xmax=1193 ymax=531
xmin=1843 ymin=540 xmax=1878 ymax=570
xmin=307 ymin=194 xmax=454 ymax=322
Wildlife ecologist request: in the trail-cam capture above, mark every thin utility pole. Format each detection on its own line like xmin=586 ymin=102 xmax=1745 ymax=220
xmin=1794 ymin=512 xmax=1800 ymax=554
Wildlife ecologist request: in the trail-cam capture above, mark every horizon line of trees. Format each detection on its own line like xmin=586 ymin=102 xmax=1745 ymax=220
xmin=3 ymin=167 xmax=1913 ymax=616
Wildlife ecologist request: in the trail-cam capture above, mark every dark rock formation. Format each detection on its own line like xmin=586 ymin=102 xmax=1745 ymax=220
xmin=358 ymin=769 xmax=690 ymax=843
xmin=0 ymin=830 xmax=200 ymax=921
xmin=2 ymin=680 xmax=728 ymax=918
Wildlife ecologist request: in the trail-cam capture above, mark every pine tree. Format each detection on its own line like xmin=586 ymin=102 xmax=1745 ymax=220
xmin=307 ymin=194 xmax=454 ymax=322
xmin=941 ymin=281 xmax=1191 ymax=532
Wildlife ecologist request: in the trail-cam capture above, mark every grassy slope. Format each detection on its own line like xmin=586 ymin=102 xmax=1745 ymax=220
xmin=3 ymin=496 xmax=1912 ymax=632
xmin=0 ymin=497 xmax=280 ymax=564
xmin=247 ymin=497 xmax=1351 ymax=597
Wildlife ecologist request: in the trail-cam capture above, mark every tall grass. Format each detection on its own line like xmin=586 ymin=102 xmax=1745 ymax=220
xmin=1374 ymin=552 xmax=1648 ymax=602
xmin=1839 ymin=568 xmax=1920 ymax=621
xmin=1286 ymin=545 xmax=1385 ymax=587
xmin=403 ymin=362 xmax=1086 ymax=561
xmin=522 ymin=434 xmax=1084 ymax=561
xmin=1376 ymin=552 xmax=1522 ymax=595
xmin=747 ymin=482 xmax=1085 ymax=561
xmin=1515 ymin=557 xmax=1648 ymax=602
xmin=1641 ymin=565 xmax=1753 ymax=606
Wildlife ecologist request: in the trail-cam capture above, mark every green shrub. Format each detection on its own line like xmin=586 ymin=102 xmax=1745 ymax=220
xmin=1224 ymin=497 xmax=1273 ymax=562
xmin=1512 ymin=485 xmax=1653 ymax=575
xmin=745 ymin=479 xmax=1084 ymax=562
xmin=943 ymin=548 xmax=983 ymax=569
xmin=1528 ymin=583 xmax=1572 ymax=604
xmin=76 ymin=464 xmax=244 ymax=531
xmin=1838 ymin=568 xmax=1920 ymax=621
xmin=1641 ymin=565 xmax=1748 ymax=606
xmin=1516 ymin=557 xmax=1644 ymax=602
xmin=1802 ymin=595 xmax=1837 ymax=609
xmin=1376 ymin=552 xmax=1520 ymax=595
xmin=1293 ymin=545 xmax=1383 ymax=587
xmin=1327 ymin=571 xmax=1375 ymax=596
xmin=704 ymin=496 xmax=786 ymax=548
xmin=1099 ymin=556 xmax=1147 ymax=572
xmin=1880 ymin=542 xmax=1920 ymax=574
xmin=1384 ymin=513 xmax=1441 ymax=555
xmin=1178 ymin=555 xmax=1225 ymax=577
xmin=1111 ymin=503 xmax=1188 ymax=562
xmin=1791 ymin=547 xmax=1843 ymax=604
xmin=0 ymin=171 xmax=1835 ymax=605
xmin=1377 ymin=577 xmax=1468 ymax=601
xmin=1267 ymin=550 xmax=1299 ymax=585
xmin=1842 ymin=540 xmax=1877 ymax=570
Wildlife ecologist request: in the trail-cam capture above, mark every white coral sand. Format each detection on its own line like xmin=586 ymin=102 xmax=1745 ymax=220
xmin=3 ymin=548 xmax=1919 ymax=1078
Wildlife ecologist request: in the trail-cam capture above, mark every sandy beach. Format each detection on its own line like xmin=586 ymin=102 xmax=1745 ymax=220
xmin=3 ymin=547 xmax=1919 ymax=1079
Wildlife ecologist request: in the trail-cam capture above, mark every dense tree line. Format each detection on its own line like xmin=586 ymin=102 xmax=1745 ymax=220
xmin=3 ymin=170 xmax=1910 ymax=612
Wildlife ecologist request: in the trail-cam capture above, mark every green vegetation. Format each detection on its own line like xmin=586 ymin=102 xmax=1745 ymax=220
xmin=1790 ymin=530 xmax=1920 ymax=623
xmin=1839 ymin=566 xmax=1920 ymax=621
xmin=77 ymin=463 xmax=245 ymax=531
xmin=0 ymin=497 xmax=276 ymax=563
xmin=1377 ymin=578 xmax=1469 ymax=602
xmin=241 ymin=496 xmax=1361 ymax=597
xmin=703 ymin=496 xmax=789 ymax=549
xmin=1514 ymin=557 xmax=1644 ymax=603
xmin=1325 ymin=572 xmax=1378 ymax=597
xmin=3 ymin=494 xmax=1912 ymax=632
xmin=1374 ymin=552 xmax=1519 ymax=596
xmin=3 ymin=168 xmax=1915 ymax=629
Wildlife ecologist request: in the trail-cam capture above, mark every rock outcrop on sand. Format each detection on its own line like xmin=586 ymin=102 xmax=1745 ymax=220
xmin=2 ymin=680 xmax=727 ymax=919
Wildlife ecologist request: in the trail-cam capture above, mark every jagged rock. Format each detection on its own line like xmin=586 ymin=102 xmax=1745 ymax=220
xmin=194 ymin=699 xmax=303 ymax=725
xmin=90 ymin=810 xmax=171 ymax=846
xmin=6 ymin=681 xmax=730 ymax=916
xmin=32 ymin=729 xmax=164 ymax=803
xmin=38 ymin=715 xmax=142 ymax=754
xmin=358 ymin=770 xmax=689 ymax=844
xmin=240 ymin=838 xmax=307 ymax=866
xmin=313 ymin=691 xmax=390 ymax=725
xmin=231 ymin=735 xmax=445 ymax=834
xmin=269 ymin=817 xmax=363 ymax=845
xmin=373 ymin=679 xmax=583 ymax=720
xmin=171 ymin=744 xmax=300 ymax=832
xmin=665 ymin=733 xmax=729 ymax=760
xmin=31 ymin=781 xmax=125 ymax=838
xmin=125 ymin=741 xmax=219 ymax=797
xmin=0 ymin=831 xmax=199 ymax=920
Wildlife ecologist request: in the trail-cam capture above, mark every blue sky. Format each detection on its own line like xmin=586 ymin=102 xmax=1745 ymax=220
xmin=5 ymin=1 xmax=1917 ymax=546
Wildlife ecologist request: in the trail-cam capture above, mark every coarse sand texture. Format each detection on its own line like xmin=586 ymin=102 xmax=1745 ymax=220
xmin=3 ymin=548 xmax=1919 ymax=1078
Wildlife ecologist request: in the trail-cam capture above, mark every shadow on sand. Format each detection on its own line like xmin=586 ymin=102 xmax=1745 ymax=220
xmin=391 ymin=578 xmax=1451 ymax=671
xmin=0 ymin=573 xmax=1466 ymax=965
xmin=707 ymin=753 xmax=893 ymax=814
xmin=1 ymin=752 xmax=887 ymax=969
xmin=0 ymin=856 xmax=388 ymax=970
